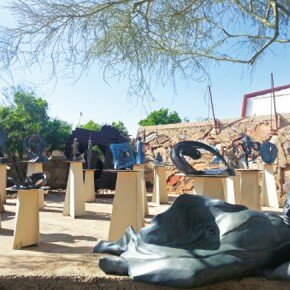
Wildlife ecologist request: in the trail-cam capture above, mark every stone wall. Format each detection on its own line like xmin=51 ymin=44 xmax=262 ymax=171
xmin=138 ymin=114 xmax=290 ymax=204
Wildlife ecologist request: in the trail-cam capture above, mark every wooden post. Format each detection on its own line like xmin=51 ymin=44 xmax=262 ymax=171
xmin=84 ymin=169 xmax=96 ymax=202
xmin=261 ymin=164 xmax=279 ymax=207
xmin=236 ymin=169 xmax=261 ymax=211
xmin=26 ymin=162 xmax=45 ymax=209
xmin=13 ymin=189 xmax=39 ymax=249
xmin=108 ymin=170 xmax=144 ymax=241
xmin=63 ymin=161 xmax=86 ymax=218
xmin=152 ymin=165 xmax=168 ymax=204
xmin=0 ymin=163 xmax=7 ymax=208
xmin=133 ymin=164 xmax=149 ymax=216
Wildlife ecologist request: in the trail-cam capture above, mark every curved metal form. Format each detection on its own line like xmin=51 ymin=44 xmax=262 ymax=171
xmin=8 ymin=172 xmax=47 ymax=190
xmin=23 ymin=134 xmax=48 ymax=162
xmin=110 ymin=142 xmax=135 ymax=170
xmin=170 ymin=141 xmax=235 ymax=176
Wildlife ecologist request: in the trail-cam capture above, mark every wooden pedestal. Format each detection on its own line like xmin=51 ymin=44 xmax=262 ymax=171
xmin=0 ymin=164 xmax=7 ymax=208
xmin=152 ymin=165 xmax=168 ymax=204
xmin=193 ymin=176 xmax=225 ymax=200
xmin=236 ymin=169 xmax=261 ymax=211
xmin=26 ymin=162 xmax=45 ymax=209
xmin=223 ymin=175 xmax=241 ymax=204
xmin=63 ymin=161 xmax=86 ymax=218
xmin=84 ymin=169 xmax=96 ymax=202
xmin=13 ymin=189 xmax=39 ymax=249
xmin=261 ymin=164 xmax=279 ymax=208
xmin=133 ymin=164 xmax=149 ymax=216
xmin=108 ymin=170 xmax=144 ymax=241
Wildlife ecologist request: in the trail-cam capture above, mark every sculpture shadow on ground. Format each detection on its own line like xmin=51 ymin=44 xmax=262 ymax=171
xmin=93 ymin=194 xmax=290 ymax=288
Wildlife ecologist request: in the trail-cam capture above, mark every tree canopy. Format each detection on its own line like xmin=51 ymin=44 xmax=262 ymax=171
xmin=0 ymin=1 xmax=289 ymax=96
xmin=0 ymin=88 xmax=72 ymax=157
xmin=138 ymin=108 xmax=182 ymax=126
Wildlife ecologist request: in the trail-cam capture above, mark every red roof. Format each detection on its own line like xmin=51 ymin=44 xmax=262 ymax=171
xmin=241 ymin=84 xmax=290 ymax=117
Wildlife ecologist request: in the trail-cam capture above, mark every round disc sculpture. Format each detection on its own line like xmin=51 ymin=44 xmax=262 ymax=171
xmin=94 ymin=194 xmax=290 ymax=288
xmin=170 ymin=140 xmax=235 ymax=176
xmin=23 ymin=134 xmax=48 ymax=162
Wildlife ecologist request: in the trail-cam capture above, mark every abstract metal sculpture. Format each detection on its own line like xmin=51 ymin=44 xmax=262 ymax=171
xmin=8 ymin=172 xmax=47 ymax=190
xmin=170 ymin=141 xmax=235 ymax=176
xmin=135 ymin=137 xmax=145 ymax=164
xmin=87 ymin=137 xmax=93 ymax=169
xmin=71 ymin=138 xmax=85 ymax=161
xmin=154 ymin=152 xmax=163 ymax=165
xmin=260 ymin=141 xmax=278 ymax=164
xmin=110 ymin=142 xmax=135 ymax=170
xmin=23 ymin=134 xmax=48 ymax=162
xmin=94 ymin=194 xmax=290 ymax=287
xmin=0 ymin=127 xmax=6 ymax=161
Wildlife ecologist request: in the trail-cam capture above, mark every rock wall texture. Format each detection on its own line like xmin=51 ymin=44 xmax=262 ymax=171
xmin=137 ymin=114 xmax=290 ymax=204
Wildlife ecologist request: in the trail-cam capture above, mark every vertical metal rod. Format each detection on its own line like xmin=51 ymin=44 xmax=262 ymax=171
xmin=271 ymin=73 xmax=278 ymax=131
xmin=208 ymin=85 xmax=218 ymax=135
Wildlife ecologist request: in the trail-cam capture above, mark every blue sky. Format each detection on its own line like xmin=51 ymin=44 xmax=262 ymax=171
xmin=0 ymin=4 xmax=290 ymax=137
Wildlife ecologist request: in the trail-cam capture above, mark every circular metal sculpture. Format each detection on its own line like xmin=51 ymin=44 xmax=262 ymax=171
xmin=170 ymin=141 xmax=235 ymax=176
xmin=23 ymin=134 xmax=48 ymax=162
xmin=8 ymin=172 xmax=47 ymax=190
xmin=0 ymin=127 xmax=6 ymax=159
xmin=260 ymin=141 xmax=278 ymax=164
xmin=94 ymin=194 xmax=290 ymax=287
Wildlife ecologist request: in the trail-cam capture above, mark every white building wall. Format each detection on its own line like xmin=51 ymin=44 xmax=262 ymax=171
xmin=246 ymin=88 xmax=290 ymax=117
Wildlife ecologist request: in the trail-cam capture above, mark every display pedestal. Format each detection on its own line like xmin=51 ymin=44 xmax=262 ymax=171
xmin=152 ymin=165 xmax=168 ymax=204
xmin=223 ymin=175 xmax=241 ymax=204
xmin=261 ymin=164 xmax=279 ymax=207
xmin=0 ymin=163 xmax=7 ymax=210
xmin=193 ymin=175 xmax=225 ymax=200
xmin=26 ymin=162 xmax=45 ymax=209
xmin=13 ymin=189 xmax=39 ymax=249
xmin=236 ymin=169 xmax=261 ymax=211
xmin=133 ymin=164 xmax=149 ymax=216
xmin=84 ymin=169 xmax=95 ymax=202
xmin=63 ymin=161 xmax=85 ymax=218
xmin=108 ymin=170 xmax=144 ymax=241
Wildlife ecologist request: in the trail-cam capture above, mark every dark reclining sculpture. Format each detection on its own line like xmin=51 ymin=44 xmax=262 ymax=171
xmin=94 ymin=194 xmax=290 ymax=288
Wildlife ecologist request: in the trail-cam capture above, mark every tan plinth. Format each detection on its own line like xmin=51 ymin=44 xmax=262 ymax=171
xmin=261 ymin=164 xmax=279 ymax=208
xmin=133 ymin=164 xmax=149 ymax=216
xmin=236 ymin=169 xmax=261 ymax=211
xmin=0 ymin=164 xmax=7 ymax=207
xmin=193 ymin=176 xmax=225 ymax=200
xmin=108 ymin=171 xmax=144 ymax=241
xmin=84 ymin=170 xmax=95 ymax=202
xmin=152 ymin=165 xmax=168 ymax=204
xmin=13 ymin=189 xmax=39 ymax=249
xmin=63 ymin=161 xmax=86 ymax=218
xmin=26 ymin=162 xmax=45 ymax=209
xmin=223 ymin=175 xmax=241 ymax=204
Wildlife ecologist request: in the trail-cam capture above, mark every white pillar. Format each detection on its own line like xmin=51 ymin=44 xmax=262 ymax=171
xmin=63 ymin=161 xmax=86 ymax=218
xmin=26 ymin=162 xmax=45 ymax=209
xmin=193 ymin=176 xmax=225 ymax=200
xmin=236 ymin=169 xmax=261 ymax=211
xmin=133 ymin=164 xmax=149 ymax=216
xmin=84 ymin=169 xmax=96 ymax=202
xmin=223 ymin=175 xmax=241 ymax=204
xmin=13 ymin=189 xmax=39 ymax=249
xmin=0 ymin=164 xmax=7 ymax=208
xmin=152 ymin=165 xmax=168 ymax=204
xmin=108 ymin=170 xmax=144 ymax=241
xmin=261 ymin=164 xmax=279 ymax=207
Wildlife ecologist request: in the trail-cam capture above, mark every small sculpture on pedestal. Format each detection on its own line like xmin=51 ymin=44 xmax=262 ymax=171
xmin=8 ymin=172 xmax=47 ymax=191
xmin=110 ymin=142 xmax=135 ymax=170
xmin=135 ymin=137 xmax=145 ymax=164
xmin=154 ymin=152 xmax=163 ymax=165
xmin=0 ymin=128 xmax=6 ymax=162
xmin=71 ymin=138 xmax=85 ymax=161
xmin=87 ymin=137 xmax=93 ymax=169
xmin=23 ymin=134 xmax=48 ymax=162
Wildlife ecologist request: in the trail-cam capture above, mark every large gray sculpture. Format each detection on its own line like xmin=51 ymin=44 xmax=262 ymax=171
xmin=94 ymin=194 xmax=290 ymax=288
